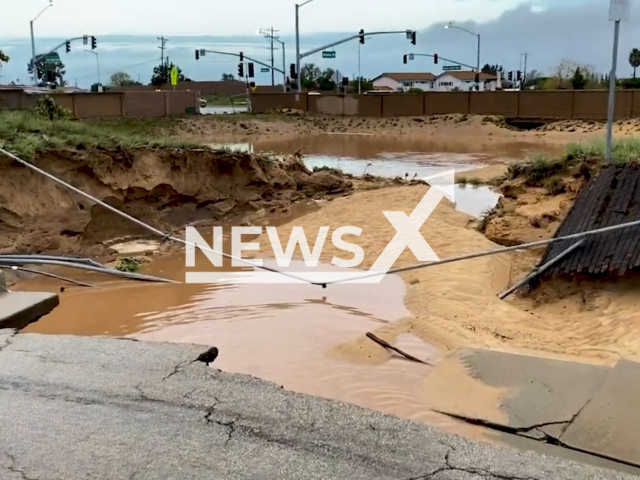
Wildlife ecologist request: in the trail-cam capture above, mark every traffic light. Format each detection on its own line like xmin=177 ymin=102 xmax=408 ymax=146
xmin=290 ymin=63 xmax=297 ymax=80
xmin=434 ymin=54 xmax=438 ymax=64
xmin=65 ymin=41 xmax=71 ymax=53
xmin=342 ymin=76 xmax=349 ymax=86
xmin=248 ymin=63 xmax=255 ymax=78
xmin=239 ymin=51 xmax=244 ymax=62
xmin=238 ymin=63 xmax=244 ymax=78
xmin=249 ymin=81 xmax=256 ymax=89
xmin=91 ymin=36 xmax=97 ymax=50
xmin=508 ymin=71 xmax=513 ymax=82
xmin=403 ymin=55 xmax=408 ymax=65
xmin=475 ymin=73 xmax=480 ymax=84
xmin=359 ymin=29 xmax=365 ymax=45
xmin=195 ymin=49 xmax=200 ymax=60
xmin=517 ymin=70 xmax=522 ymax=81
xmin=411 ymin=31 xmax=417 ymax=45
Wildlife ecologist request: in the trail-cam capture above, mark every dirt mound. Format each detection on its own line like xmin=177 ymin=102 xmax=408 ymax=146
xmin=0 ymin=147 xmax=356 ymax=258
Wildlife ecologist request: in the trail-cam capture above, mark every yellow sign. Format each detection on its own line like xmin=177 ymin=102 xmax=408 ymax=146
xmin=170 ymin=66 xmax=178 ymax=86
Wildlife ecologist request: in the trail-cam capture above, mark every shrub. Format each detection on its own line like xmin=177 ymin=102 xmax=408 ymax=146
xmin=116 ymin=257 xmax=143 ymax=273
xmin=543 ymin=176 xmax=566 ymax=195
xmin=35 ymin=96 xmax=72 ymax=120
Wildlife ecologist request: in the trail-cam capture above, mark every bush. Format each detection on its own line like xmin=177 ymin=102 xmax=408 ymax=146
xmin=116 ymin=257 xmax=143 ymax=273
xmin=468 ymin=177 xmax=483 ymax=187
xmin=543 ymin=176 xmax=566 ymax=195
xmin=35 ymin=96 xmax=71 ymax=120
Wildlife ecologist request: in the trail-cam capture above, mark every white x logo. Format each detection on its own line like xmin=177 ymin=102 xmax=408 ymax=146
xmin=369 ymin=170 xmax=454 ymax=274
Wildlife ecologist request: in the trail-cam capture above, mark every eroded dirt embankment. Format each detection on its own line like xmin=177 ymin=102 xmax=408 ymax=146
xmin=0 ymin=147 xmax=361 ymax=259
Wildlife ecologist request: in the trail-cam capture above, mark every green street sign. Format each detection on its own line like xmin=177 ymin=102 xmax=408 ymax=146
xmin=261 ymin=67 xmax=270 ymax=73
xmin=443 ymin=65 xmax=462 ymax=71
xmin=40 ymin=52 xmax=62 ymax=66
xmin=322 ymin=51 xmax=336 ymax=59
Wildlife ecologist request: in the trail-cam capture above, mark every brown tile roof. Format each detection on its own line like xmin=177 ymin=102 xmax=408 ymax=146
xmin=375 ymin=72 xmax=436 ymax=82
xmin=438 ymin=71 xmax=497 ymax=81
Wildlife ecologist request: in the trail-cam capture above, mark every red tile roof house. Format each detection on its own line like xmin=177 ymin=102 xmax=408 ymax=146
xmin=372 ymin=71 xmax=498 ymax=92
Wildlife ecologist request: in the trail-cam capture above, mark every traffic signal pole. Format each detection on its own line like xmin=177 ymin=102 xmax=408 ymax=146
xmin=300 ymin=30 xmax=415 ymax=61
xmin=197 ymin=49 xmax=284 ymax=75
xmin=404 ymin=53 xmax=476 ymax=71
xmin=32 ymin=36 xmax=97 ymax=77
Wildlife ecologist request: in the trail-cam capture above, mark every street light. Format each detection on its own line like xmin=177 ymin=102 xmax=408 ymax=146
xmin=259 ymin=28 xmax=287 ymax=92
xmin=84 ymin=50 xmax=101 ymax=91
xmin=30 ymin=0 xmax=55 ymax=85
xmin=445 ymin=22 xmax=481 ymax=89
xmin=295 ymin=0 xmax=316 ymax=92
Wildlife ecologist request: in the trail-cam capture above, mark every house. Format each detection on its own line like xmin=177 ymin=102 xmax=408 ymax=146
xmin=372 ymin=73 xmax=436 ymax=92
xmin=434 ymin=71 xmax=498 ymax=92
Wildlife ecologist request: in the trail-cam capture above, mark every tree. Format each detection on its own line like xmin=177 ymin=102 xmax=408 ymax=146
xmin=151 ymin=61 xmax=187 ymax=86
xmin=571 ymin=67 xmax=587 ymax=90
xmin=629 ymin=48 xmax=640 ymax=78
xmin=109 ymin=71 xmax=139 ymax=87
xmin=221 ymin=73 xmax=235 ymax=81
xmin=349 ymin=77 xmax=373 ymax=93
xmin=0 ymin=49 xmax=9 ymax=67
xmin=481 ymin=64 xmax=503 ymax=75
xmin=27 ymin=54 xmax=66 ymax=87
xmin=318 ymin=68 xmax=337 ymax=91
xmin=301 ymin=63 xmax=321 ymax=86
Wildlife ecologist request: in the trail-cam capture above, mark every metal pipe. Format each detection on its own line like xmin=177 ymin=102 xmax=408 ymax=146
xmin=498 ymin=240 xmax=585 ymax=300
xmin=0 ymin=259 xmax=177 ymax=284
xmin=0 ymin=255 xmax=105 ymax=269
xmin=323 ymin=220 xmax=640 ymax=286
xmin=0 ymin=265 xmax=95 ymax=288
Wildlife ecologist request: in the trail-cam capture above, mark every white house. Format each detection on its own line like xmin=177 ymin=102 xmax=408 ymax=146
xmin=371 ymin=73 xmax=436 ymax=92
xmin=434 ymin=71 xmax=498 ymax=92
xmin=371 ymin=71 xmax=498 ymax=93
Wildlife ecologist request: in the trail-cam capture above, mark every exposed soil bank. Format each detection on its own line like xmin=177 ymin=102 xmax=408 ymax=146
xmin=171 ymin=113 xmax=635 ymax=146
xmin=0 ymin=146 xmax=375 ymax=260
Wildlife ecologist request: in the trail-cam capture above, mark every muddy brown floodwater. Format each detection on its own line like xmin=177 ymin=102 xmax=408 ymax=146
xmin=19 ymin=136 xmax=565 ymax=441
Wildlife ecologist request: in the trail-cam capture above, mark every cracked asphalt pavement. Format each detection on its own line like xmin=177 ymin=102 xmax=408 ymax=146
xmin=0 ymin=330 xmax=634 ymax=480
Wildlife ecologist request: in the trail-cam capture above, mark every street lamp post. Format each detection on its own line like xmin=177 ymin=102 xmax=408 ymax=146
xmin=295 ymin=0 xmax=315 ymax=92
xmin=85 ymin=50 xmax=101 ymax=91
xmin=445 ymin=22 xmax=481 ymax=89
xmin=30 ymin=0 xmax=55 ymax=85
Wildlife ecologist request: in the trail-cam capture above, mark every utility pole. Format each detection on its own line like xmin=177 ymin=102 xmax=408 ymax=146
xmin=270 ymin=27 xmax=275 ymax=86
xmin=157 ymin=36 xmax=168 ymax=66
xmin=295 ymin=0 xmax=316 ymax=93
xmin=606 ymin=0 xmax=630 ymax=162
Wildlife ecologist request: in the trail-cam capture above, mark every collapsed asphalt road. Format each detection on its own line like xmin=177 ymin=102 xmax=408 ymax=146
xmin=0 ymin=330 xmax=633 ymax=480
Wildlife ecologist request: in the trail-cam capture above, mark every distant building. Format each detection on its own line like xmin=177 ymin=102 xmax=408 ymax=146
xmin=371 ymin=73 xmax=436 ymax=92
xmin=371 ymin=71 xmax=498 ymax=93
xmin=435 ymin=71 xmax=498 ymax=92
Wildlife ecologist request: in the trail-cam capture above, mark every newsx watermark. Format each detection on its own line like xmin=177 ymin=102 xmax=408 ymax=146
xmin=185 ymin=170 xmax=455 ymax=285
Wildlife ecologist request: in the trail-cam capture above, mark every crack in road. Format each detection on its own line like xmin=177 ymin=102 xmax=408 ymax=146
xmin=2 ymin=452 xmax=39 ymax=480
xmin=0 ymin=330 xmax=18 ymax=354
xmin=162 ymin=347 xmax=219 ymax=381
xmin=411 ymin=446 xmax=542 ymax=480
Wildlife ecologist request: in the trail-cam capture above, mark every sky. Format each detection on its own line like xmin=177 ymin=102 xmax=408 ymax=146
xmin=2 ymin=0 xmax=639 ymax=87
xmin=5 ymin=0 xmax=563 ymax=37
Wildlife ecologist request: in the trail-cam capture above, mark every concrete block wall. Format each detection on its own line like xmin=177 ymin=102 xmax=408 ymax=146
xmin=250 ymin=90 xmax=640 ymax=120
xmin=0 ymin=90 xmax=199 ymax=119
